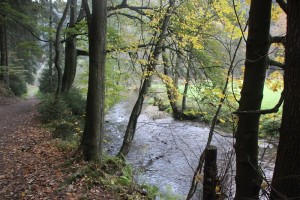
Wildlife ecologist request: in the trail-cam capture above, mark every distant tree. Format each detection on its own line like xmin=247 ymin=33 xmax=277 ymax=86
xmin=270 ymin=0 xmax=300 ymax=198
xmin=118 ymin=0 xmax=175 ymax=157
xmin=0 ymin=0 xmax=44 ymax=92
xmin=80 ymin=0 xmax=107 ymax=162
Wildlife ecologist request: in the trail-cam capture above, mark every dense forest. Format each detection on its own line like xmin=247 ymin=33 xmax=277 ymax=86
xmin=0 ymin=0 xmax=299 ymax=199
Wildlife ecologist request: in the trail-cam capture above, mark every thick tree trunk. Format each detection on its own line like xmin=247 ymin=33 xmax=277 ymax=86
xmin=234 ymin=0 xmax=272 ymax=199
xmin=81 ymin=0 xmax=107 ymax=162
xmin=62 ymin=0 xmax=77 ymax=93
xmin=118 ymin=0 xmax=175 ymax=157
xmin=54 ymin=0 xmax=70 ymax=98
xmin=270 ymin=1 xmax=300 ymax=198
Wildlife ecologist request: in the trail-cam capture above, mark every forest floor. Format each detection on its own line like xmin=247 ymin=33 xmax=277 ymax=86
xmin=0 ymin=97 xmax=114 ymax=199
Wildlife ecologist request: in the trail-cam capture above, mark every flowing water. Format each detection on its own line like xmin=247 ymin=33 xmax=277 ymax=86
xmin=104 ymin=96 xmax=277 ymax=199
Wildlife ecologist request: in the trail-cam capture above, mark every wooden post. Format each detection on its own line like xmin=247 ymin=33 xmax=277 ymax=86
xmin=203 ymin=145 xmax=217 ymax=200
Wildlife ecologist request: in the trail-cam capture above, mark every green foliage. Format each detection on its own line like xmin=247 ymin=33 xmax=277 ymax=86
xmin=77 ymin=57 xmax=126 ymax=111
xmin=38 ymin=68 xmax=57 ymax=94
xmin=38 ymin=92 xmax=84 ymax=148
xmin=62 ymin=87 xmax=86 ymax=116
xmin=37 ymin=94 xmax=72 ymax=123
xmin=9 ymin=73 xmax=28 ymax=96
xmin=117 ymin=165 xmax=134 ymax=186
xmin=260 ymin=113 xmax=281 ymax=137
xmin=52 ymin=117 xmax=83 ymax=140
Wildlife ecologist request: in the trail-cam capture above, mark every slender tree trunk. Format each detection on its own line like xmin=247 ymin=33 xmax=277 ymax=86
xmin=48 ymin=0 xmax=53 ymax=91
xmin=270 ymin=1 xmax=300 ymax=198
xmin=182 ymin=53 xmax=191 ymax=112
xmin=234 ymin=0 xmax=272 ymax=199
xmin=173 ymin=53 xmax=179 ymax=89
xmin=81 ymin=0 xmax=107 ymax=162
xmin=118 ymin=0 xmax=175 ymax=157
xmin=0 ymin=21 xmax=8 ymax=85
xmin=54 ymin=0 xmax=70 ymax=98
xmin=162 ymin=47 xmax=181 ymax=118
xmin=62 ymin=0 xmax=77 ymax=93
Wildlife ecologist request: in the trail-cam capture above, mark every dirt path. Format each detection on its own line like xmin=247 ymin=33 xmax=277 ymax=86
xmin=0 ymin=97 xmax=66 ymax=199
xmin=0 ymin=97 xmax=114 ymax=200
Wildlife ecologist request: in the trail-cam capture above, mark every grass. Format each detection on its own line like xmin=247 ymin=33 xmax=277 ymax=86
xmin=150 ymin=80 xmax=282 ymax=110
xmin=149 ymin=79 xmax=282 ymax=136
xmin=261 ymin=86 xmax=282 ymax=109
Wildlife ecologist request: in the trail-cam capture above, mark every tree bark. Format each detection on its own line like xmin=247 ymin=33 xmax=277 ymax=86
xmin=54 ymin=0 xmax=70 ymax=98
xmin=81 ymin=0 xmax=107 ymax=162
xmin=203 ymin=146 xmax=217 ymax=200
xmin=0 ymin=20 xmax=8 ymax=85
xmin=182 ymin=53 xmax=191 ymax=112
xmin=118 ymin=0 xmax=175 ymax=157
xmin=270 ymin=1 xmax=300 ymax=198
xmin=234 ymin=0 xmax=272 ymax=199
xmin=162 ymin=47 xmax=181 ymax=118
xmin=48 ymin=0 xmax=53 ymax=91
xmin=62 ymin=0 xmax=77 ymax=93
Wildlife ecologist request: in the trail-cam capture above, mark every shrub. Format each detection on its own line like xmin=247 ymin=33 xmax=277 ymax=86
xmin=37 ymin=94 xmax=72 ymax=123
xmin=260 ymin=113 xmax=281 ymax=136
xmin=62 ymin=87 xmax=86 ymax=116
xmin=38 ymin=68 xmax=57 ymax=94
xmin=9 ymin=73 xmax=27 ymax=96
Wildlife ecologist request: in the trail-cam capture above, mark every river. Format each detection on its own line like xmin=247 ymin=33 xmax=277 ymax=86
xmin=104 ymin=95 xmax=277 ymax=199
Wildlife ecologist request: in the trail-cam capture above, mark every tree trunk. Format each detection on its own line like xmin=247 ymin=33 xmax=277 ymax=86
xmin=182 ymin=53 xmax=191 ymax=112
xmin=48 ymin=0 xmax=53 ymax=91
xmin=62 ymin=0 xmax=77 ymax=93
xmin=234 ymin=0 xmax=272 ymax=199
xmin=203 ymin=146 xmax=217 ymax=200
xmin=54 ymin=0 xmax=70 ymax=98
xmin=81 ymin=0 xmax=107 ymax=162
xmin=162 ymin=47 xmax=181 ymax=118
xmin=118 ymin=0 xmax=175 ymax=157
xmin=0 ymin=21 xmax=8 ymax=85
xmin=270 ymin=1 xmax=300 ymax=198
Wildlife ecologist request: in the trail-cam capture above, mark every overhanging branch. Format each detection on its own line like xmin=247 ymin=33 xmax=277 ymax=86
xmin=107 ymin=12 xmax=144 ymax=23
xmin=233 ymin=91 xmax=284 ymax=115
xmin=269 ymin=59 xmax=285 ymax=70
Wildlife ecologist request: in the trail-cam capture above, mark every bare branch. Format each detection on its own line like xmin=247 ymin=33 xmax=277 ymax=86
xmin=10 ymin=18 xmax=50 ymax=43
xmin=77 ymin=49 xmax=88 ymax=56
xmin=270 ymin=35 xmax=286 ymax=46
xmin=77 ymin=42 xmax=154 ymax=56
xmin=233 ymin=91 xmax=284 ymax=115
xmin=276 ymin=0 xmax=287 ymax=13
xmin=107 ymin=12 xmax=144 ymax=23
xmin=107 ymin=2 xmax=154 ymax=16
xmin=269 ymin=59 xmax=285 ymax=70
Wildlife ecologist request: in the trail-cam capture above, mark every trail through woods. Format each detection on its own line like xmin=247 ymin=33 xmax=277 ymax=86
xmin=0 ymin=97 xmax=112 ymax=199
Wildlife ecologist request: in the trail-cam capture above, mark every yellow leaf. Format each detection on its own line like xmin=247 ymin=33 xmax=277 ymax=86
xmin=219 ymin=118 xmax=225 ymax=123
